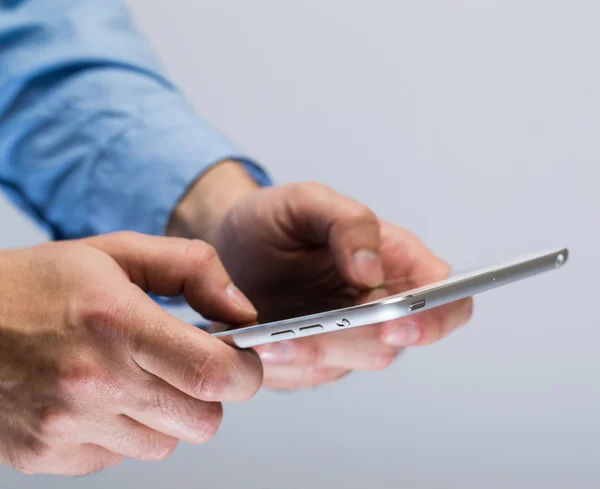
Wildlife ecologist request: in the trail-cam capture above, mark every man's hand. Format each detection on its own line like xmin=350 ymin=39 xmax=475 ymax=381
xmin=168 ymin=164 xmax=472 ymax=391
xmin=212 ymin=183 xmax=473 ymax=389
xmin=0 ymin=232 xmax=262 ymax=476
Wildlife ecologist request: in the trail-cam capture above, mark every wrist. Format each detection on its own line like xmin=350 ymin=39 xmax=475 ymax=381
xmin=166 ymin=160 xmax=260 ymax=244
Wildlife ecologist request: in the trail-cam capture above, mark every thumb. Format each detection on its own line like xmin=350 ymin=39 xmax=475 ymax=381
xmin=282 ymin=182 xmax=384 ymax=289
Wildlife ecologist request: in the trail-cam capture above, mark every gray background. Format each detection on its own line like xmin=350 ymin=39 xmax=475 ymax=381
xmin=0 ymin=0 xmax=597 ymax=487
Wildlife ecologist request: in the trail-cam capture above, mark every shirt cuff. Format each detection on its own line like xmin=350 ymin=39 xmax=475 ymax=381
xmin=238 ymin=159 xmax=273 ymax=189
xmin=80 ymin=76 xmax=272 ymax=238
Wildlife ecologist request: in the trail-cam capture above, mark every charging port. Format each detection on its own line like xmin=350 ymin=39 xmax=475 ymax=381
xmin=409 ymin=300 xmax=427 ymax=311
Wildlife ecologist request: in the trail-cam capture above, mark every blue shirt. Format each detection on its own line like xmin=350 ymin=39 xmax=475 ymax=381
xmin=0 ymin=0 xmax=271 ymax=240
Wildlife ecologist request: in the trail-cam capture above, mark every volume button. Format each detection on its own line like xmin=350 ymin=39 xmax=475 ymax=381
xmin=299 ymin=324 xmax=324 ymax=333
xmin=270 ymin=330 xmax=296 ymax=339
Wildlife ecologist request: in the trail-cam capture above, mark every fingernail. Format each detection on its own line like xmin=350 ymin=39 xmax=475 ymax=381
xmin=256 ymin=341 xmax=298 ymax=365
xmin=383 ymin=323 xmax=421 ymax=346
xmin=226 ymin=284 xmax=257 ymax=315
xmin=353 ymin=250 xmax=385 ymax=287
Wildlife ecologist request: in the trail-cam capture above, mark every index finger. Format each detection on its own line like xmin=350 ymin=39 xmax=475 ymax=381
xmin=84 ymin=232 xmax=257 ymax=324
xmin=121 ymin=289 xmax=263 ymax=402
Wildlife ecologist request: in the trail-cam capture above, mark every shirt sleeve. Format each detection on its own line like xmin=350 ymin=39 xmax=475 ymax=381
xmin=0 ymin=0 xmax=271 ymax=240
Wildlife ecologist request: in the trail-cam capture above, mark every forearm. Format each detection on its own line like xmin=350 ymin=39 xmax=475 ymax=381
xmin=0 ymin=0 xmax=271 ymax=240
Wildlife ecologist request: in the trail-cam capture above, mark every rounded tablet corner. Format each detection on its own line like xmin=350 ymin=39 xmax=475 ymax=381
xmin=230 ymin=333 xmax=250 ymax=349
xmin=555 ymin=249 xmax=569 ymax=268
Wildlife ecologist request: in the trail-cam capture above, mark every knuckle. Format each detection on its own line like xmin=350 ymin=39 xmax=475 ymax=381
xmin=109 ymin=429 xmax=147 ymax=461
xmin=438 ymin=261 xmax=452 ymax=278
xmin=110 ymin=430 xmax=138 ymax=457
xmin=238 ymin=352 xmax=263 ymax=401
xmin=188 ymin=403 xmax=224 ymax=444
xmin=352 ymin=204 xmax=378 ymax=224
xmin=37 ymin=406 xmax=73 ymax=437
xmin=56 ymin=357 xmax=112 ymax=399
xmin=76 ymin=457 xmax=122 ymax=477
xmin=239 ymin=376 xmax=261 ymax=401
xmin=167 ymin=396 xmax=224 ymax=444
xmin=111 ymin=230 xmax=143 ymax=244
xmin=58 ymin=450 xmax=122 ymax=477
xmin=184 ymin=240 xmax=218 ymax=268
xmin=295 ymin=181 xmax=332 ymax=201
xmin=78 ymin=291 xmax=136 ymax=336
xmin=153 ymin=439 xmax=179 ymax=461
xmin=152 ymin=390 xmax=178 ymax=420
xmin=182 ymin=354 xmax=228 ymax=400
xmin=139 ymin=436 xmax=179 ymax=461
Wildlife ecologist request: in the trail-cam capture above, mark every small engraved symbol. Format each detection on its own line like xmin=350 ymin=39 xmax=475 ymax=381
xmin=336 ymin=318 xmax=351 ymax=328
